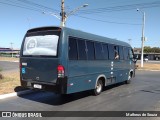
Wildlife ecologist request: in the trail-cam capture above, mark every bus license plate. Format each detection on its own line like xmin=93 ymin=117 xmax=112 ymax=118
xmin=33 ymin=84 xmax=42 ymax=89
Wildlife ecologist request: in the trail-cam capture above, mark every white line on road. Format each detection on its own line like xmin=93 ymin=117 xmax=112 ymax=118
xmin=0 ymin=60 xmax=19 ymax=63
xmin=0 ymin=90 xmax=33 ymax=100
xmin=137 ymin=69 xmax=160 ymax=71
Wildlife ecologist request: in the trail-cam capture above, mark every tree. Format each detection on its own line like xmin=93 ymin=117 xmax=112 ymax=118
xmin=144 ymin=46 xmax=151 ymax=53
xmin=144 ymin=46 xmax=160 ymax=53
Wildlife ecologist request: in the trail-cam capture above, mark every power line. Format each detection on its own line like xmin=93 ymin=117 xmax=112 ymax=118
xmin=79 ymin=1 xmax=160 ymax=14
xmin=81 ymin=1 xmax=160 ymax=12
xmin=17 ymin=0 xmax=60 ymax=13
xmin=0 ymin=1 xmax=42 ymax=12
xmin=0 ymin=1 xmax=142 ymax=26
xmin=75 ymin=15 xmax=141 ymax=25
xmin=81 ymin=13 xmax=141 ymax=20
xmin=2 ymin=0 xmax=60 ymax=14
xmin=0 ymin=0 xmax=158 ymax=26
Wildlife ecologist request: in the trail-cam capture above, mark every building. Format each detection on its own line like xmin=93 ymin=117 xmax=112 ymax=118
xmin=133 ymin=48 xmax=160 ymax=60
xmin=0 ymin=47 xmax=20 ymax=57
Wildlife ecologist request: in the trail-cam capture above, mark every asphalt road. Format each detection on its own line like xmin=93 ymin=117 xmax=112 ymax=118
xmin=0 ymin=70 xmax=160 ymax=120
xmin=137 ymin=60 xmax=160 ymax=64
xmin=0 ymin=61 xmax=19 ymax=72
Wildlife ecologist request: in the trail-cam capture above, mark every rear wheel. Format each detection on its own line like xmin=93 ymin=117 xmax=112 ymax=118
xmin=93 ymin=79 xmax=103 ymax=96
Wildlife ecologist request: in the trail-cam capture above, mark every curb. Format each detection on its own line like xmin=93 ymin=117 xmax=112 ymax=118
xmin=137 ymin=69 xmax=160 ymax=71
xmin=0 ymin=60 xmax=19 ymax=63
xmin=0 ymin=90 xmax=33 ymax=100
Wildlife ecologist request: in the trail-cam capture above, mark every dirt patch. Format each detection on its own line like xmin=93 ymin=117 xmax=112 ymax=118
xmin=0 ymin=57 xmax=19 ymax=62
xmin=136 ymin=63 xmax=160 ymax=70
xmin=0 ymin=73 xmax=3 ymax=79
xmin=0 ymin=71 xmax=21 ymax=95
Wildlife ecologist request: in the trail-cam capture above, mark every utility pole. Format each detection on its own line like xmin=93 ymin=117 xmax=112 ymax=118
xmin=137 ymin=8 xmax=145 ymax=68
xmin=141 ymin=12 xmax=145 ymax=67
xmin=44 ymin=1 xmax=88 ymax=27
xmin=61 ymin=0 xmax=65 ymax=27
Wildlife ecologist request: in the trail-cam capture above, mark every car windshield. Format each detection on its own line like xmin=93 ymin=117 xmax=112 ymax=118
xmin=23 ymin=31 xmax=60 ymax=56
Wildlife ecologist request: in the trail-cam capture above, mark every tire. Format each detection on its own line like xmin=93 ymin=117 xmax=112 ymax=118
xmin=125 ymin=73 xmax=131 ymax=84
xmin=93 ymin=79 xmax=103 ymax=96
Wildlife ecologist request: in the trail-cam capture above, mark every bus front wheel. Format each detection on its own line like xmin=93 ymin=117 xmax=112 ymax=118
xmin=125 ymin=73 xmax=132 ymax=84
xmin=93 ymin=79 xmax=103 ymax=96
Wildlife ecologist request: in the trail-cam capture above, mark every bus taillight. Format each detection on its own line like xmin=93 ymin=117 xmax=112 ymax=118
xmin=57 ymin=65 xmax=65 ymax=78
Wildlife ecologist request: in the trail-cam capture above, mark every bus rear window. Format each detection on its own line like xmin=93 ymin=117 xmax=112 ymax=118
xmin=23 ymin=31 xmax=60 ymax=56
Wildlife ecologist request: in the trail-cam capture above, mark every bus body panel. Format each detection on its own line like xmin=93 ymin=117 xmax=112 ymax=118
xmin=64 ymin=28 xmax=134 ymax=94
xmin=20 ymin=26 xmax=136 ymax=95
xmin=66 ymin=60 xmax=130 ymax=94
xmin=20 ymin=57 xmax=59 ymax=83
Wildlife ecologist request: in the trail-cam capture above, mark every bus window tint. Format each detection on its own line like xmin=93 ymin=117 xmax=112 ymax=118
xmin=124 ymin=47 xmax=129 ymax=60
xmin=69 ymin=37 xmax=78 ymax=60
xmin=95 ymin=42 xmax=103 ymax=60
xmin=129 ymin=48 xmax=133 ymax=59
xmin=102 ymin=44 xmax=109 ymax=60
xmin=23 ymin=31 xmax=60 ymax=56
xmin=77 ymin=39 xmax=87 ymax=60
xmin=108 ymin=44 xmax=114 ymax=60
xmin=86 ymin=41 xmax=95 ymax=60
xmin=119 ymin=46 xmax=124 ymax=60
xmin=114 ymin=46 xmax=119 ymax=60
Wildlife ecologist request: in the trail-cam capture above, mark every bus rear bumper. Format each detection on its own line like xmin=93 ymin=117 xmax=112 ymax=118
xmin=20 ymin=77 xmax=68 ymax=94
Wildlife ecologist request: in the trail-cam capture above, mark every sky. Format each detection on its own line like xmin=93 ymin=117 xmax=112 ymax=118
xmin=0 ymin=0 xmax=160 ymax=49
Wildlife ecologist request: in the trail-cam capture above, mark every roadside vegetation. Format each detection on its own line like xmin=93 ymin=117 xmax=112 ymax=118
xmin=0 ymin=68 xmax=3 ymax=79
xmin=0 ymin=57 xmax=20 ymax=95
xmin=136 ymin=63 xmax=160 ymax=70
xmin=144 ymin=46 xmax=160 ymax=53
xmin=0 ymin=71 xmax=21 ymax=95
xmin=0 ymin=57 xmax=19 ymax=62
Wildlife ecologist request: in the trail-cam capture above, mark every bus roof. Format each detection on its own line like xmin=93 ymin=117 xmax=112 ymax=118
xmin=27 ymin=26 xmax=131 ymax=48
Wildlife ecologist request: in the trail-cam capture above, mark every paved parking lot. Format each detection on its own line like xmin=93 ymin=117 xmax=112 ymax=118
xmin=0 ymin=61 xmax=18 ymax=72
xmin=0 ymin=70 xmax=160 ymax=120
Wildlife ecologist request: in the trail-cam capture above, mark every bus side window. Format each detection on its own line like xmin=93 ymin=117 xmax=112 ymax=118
xmin=95 ymin=42 xmax=103 ymax=60
xmin=77 ymin=39 xmax=87 ymax=60
xmin=86 ymin=41 xmax=95 ymax=60
xmin=108 ymin=44 xmax=114 ymax=60
xmin=119 ymin=46 xmax=124 ymax=60
xmin=102 ymin=44 xmax=109 ymax=60
xmin=69 ymin=37 xmax=78 ymax=60
xmin=114 ymin=46 xmax=119 ymax=60
xmin=129 ymin=48 xmax=133 ymax=59
xmin=124 ymin=47 xmax=129 ymax=60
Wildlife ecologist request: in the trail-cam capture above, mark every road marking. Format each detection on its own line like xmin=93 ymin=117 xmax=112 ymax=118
xmin=137 ymin=69 xmax=160 ymax=71
xmin=0 ymin=60 xmax=19 ymax=63
xmin=0 ymin=90 xmax=33 ymax=99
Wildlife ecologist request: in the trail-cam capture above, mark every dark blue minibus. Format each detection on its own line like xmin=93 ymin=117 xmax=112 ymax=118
xmin=20 ymin=26 xmax=136 ymax=95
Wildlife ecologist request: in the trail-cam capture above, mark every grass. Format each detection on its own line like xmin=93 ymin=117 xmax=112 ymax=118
xmin=0 ymin=58 xmax=20 ymax=95
xmin=136 ymin=63 xmax=160 ymax=70
xmin=0 ymin=71 xmax=21 ymax=95
xmin=0 ymin=57 xmax=19 ymax=62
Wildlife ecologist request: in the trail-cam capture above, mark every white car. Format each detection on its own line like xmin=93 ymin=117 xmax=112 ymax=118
xmin=144 ymin=57 xmax=148 ymax=62
xmin=15 ymin=54 xmax=20 ymax=58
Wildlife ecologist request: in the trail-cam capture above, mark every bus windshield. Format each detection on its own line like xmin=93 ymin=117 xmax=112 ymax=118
xmin=23 ymin=31 xmax=60 ymax=56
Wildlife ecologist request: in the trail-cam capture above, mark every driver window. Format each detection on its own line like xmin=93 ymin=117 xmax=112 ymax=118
xmin=129 ymin=48 xmax=133 ymax=59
